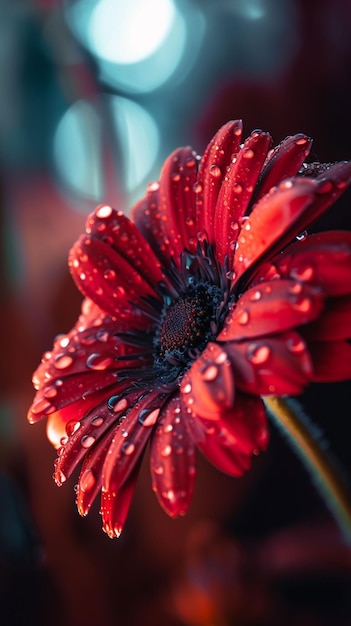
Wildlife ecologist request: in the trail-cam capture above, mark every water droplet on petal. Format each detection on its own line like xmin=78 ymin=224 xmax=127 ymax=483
xmin=66 ymin=420 xmax=81 ymax=436
xmin=291 ymin=296 xmax=312 ymax=313
xmin=81 ymin=435 xmax=95 ymax=448
xmin=96 ymin=205 xmax=112 ymax=218
xmin=122 ymin=442 xmax=135 ymax=455
xmin=153 ymin=464 xmax=164 ymax=475
xmin=317 ymin=179 xmax=333 ymax=194
xmin=243 ymin=148 xmax=255 ymax=159
xmin=171 ymin=172 xmax=181 ymax=182
xmin=237 ymin=309 xmax=250 ymax=325
xmin=193 ymin=182 xmax=202 ymax=194
xmin=54 ymin=354 xmax=74 ymax=370
xmin=247 ymin=344 xmax=271 ymax=364
xmin=286 ymin=335 xmax=306 ymax=353
xmin=138 ymin=407 xmax=160 ymax=427
xmin=161 ymin=445 xmax=172 ymax=457
xmin=233 ymin=183 xmax=243 ymax=194
xmin=215 ymin=351 xmax=227 ymax=365
xmin=209 ymin=164 xmax=222 ymax=178
xmin=250 ymin=290 xmax=262 ymax=301
xmin=288 ymin=282 xmax=303 ymax=294
xmin=103 ymin=268 xmax=116 ymax=281
xmin=147 ymin=181 xmax=160 ymax=192
xmin=290 ymin=264 xmax=315 ymax=281
xmin=226 ymin=270 xmax=236 ymax=280
xmin=296 ymin=230 xmax=307 ymax=241
xmin=91 ymin=416 xmax=104 ymax=427
xmin=201 ymin=364 xmax=219 ymax=381
xmin=86 ymin=353 xmax=113 ymax=370
xmin=183 ymin=383 xmax=192 ymax=394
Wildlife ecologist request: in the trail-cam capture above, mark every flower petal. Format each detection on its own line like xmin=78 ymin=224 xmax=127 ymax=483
xmin=308 ymin=341 xmax=351 ymax=382
xmin=180 ymin=343 xmax=235 ymax=420
xmin=85 ymin=205 xmax=167 ymax=287
xmin=196 ymin=120 xmax=243 ymax=241
xmin=52 ymin=391 xmax=140 ymax=486
xmin=183 ymin=393 xmax=268 ymax=476
xmin=225 ymin=331 xmax=313 ymax=396
xmin=69 ymin=235 xmax=160 ymax=322
xmin=233 ymin=162 xmax=351 ymax=282
xmin=100 ymin=464 xmax=141 ymax=538
xmin=214 ymin=130 xmax=271 ymax=263
xmin=302 ymin=295 xmax=351 ymax=341
xmin=157 ymin=147 xmax=199 ymax=258
xmin=102 ymin=391 xmax=167 ymax=495
xmin=150 ymin=394 xmax=196 ymax=518
xmin=266 ymin=231 xmax=351 ymax=297
xmin=218 ymin=280 xmax=324 ymax=341
xmin=255 ymin=134 xmax=312 ymax=202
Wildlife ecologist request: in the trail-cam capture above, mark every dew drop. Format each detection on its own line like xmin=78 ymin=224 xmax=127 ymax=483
xmin=280 ymin=180 xmax=293 ymax=189
xmin=81 ymin=435 xmax=95 ymax=449
xmin=96 ymin=205 xmax=112 ymax=218
xmin=193 ymin=182 xmax=202 ymax=194
xmin=288 ymin=282 xmax=303 ymax=294
xmin=91 ymin=416 xmax=104 ymax=427
xmin=54 ymin=354 xmax=74 ymax=370
xmin=317 ymin=179 xmax=333 ymax=194
xmin=153 ymin=464 xmax=164 ymax=475
xmin=122 ymin=442 xmax=135 ymax=455
xmin=243 ymin=148 xmax=254 ymax=159
xmin=248 ymin=344 xmax=270 ymax=364
xmin=56 ymin=469 xmax=66 ymax=485
xmin=80 ymin=272 xmax=86 ymax=281
xmin=291 ymin=296 xmax=312 ymax=313
xmin=183 ymin=383 xmax=192 ymax=394
xmin=86 ymin=353 xmax=113 ymax=370
xmin=147 ymin=181 xmax=160 ymax=192
xmin=290 ymin=264 xmax=315 ymax=281
xmin=108 ymin=396 xmax=128 ymax=413
xmin=171 ymin=172 xmax=181 ymax=182
xmin=215 ymin=351 xmax=227 ymax=365
xmin=233 ymin=183 xmax=243 ymax=194
xmin=66 ymin=420 xmax=81 ymax=436
xmin=201 ymin=364 xmax=219 ymax=381
xmin=80 ymin=469 xmax=96 ymax=492
xmin=249 ymin=290 xmax=262 ymax=301
xmin=161 ymin=445 xmax=172 ymax=457
xmin=296 ymin=230 xmax=307 ymax=241
xmin=286 ymin=335 xmax=306 ymax=353
xmin=138 ymin=407 xmax=160 ymax=427
xmin=226 ymin=270 xmax=236 ymax=280
xmin=237 ymin=309 xmax=250 ymax=325
xmin=295 ymin=137 xmax=309 ymax=146
xmin=103 ymin=268 xmax=116 ymax=281
xmin=209 ymin=164 xmax=222 ymax=178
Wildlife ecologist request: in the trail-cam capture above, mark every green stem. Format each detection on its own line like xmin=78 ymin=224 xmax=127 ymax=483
xmin=264 ymin=396 xmax=351 ymax=544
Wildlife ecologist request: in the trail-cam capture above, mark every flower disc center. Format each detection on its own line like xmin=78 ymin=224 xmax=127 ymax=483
xmin=156 ymin=285 xmax=221 ymax=365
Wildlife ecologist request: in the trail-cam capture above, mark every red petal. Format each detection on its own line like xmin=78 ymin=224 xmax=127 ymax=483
xmin=53 ymin=390 xmax=141 ymax=485
xmin=308 ymin=341 xmax=351 ymax=382
xmin=100 ymin=464 xmax=141 ymax=538
xmin=196 ymin=120 xmax=243 ymax=242
xmin=150 ymin=394 xmax=196 ymax=518
xmin=214 ymin=130 xmax=271 ymax=263
xmin=180 ymin=343 xmax=235 ymax=420
xmin=131 ymin=183 xmax=172 ymax=265
xmin=218 ymin=280 xmax=324 ymax=341
xmin=183 ymin=393 xmax=268 ymax=476
xmin=233 ymin=177 xmax=316 ymax=281
xmin=102 ymin=391 xmax=167 ymax=494
xmin=268 ymin=231 xmax=351 ymax=297
xmin=85 ymin=205 xmax=166 ymax=287
xmin=255 ymin=134 xmax=312 ymax=202
xmin=225 ymin=331 xmax=313 ymax=396
xmin=69 ymin=235 xmax=159 ymax=321
xmin=303 ymin=295 xmax=351 ymax=341
xmin=157 ymin=147 xmax=199 ymax=258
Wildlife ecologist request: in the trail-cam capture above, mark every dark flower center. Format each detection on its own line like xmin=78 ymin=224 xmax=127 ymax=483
xmin=156 ymin=284 xmax=222 ymax=365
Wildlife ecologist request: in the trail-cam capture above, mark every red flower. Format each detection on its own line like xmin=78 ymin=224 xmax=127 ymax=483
xmin=28 ymin=121 xmax=351 ymax=537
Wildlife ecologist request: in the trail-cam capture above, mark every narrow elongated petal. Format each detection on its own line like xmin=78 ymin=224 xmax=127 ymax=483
xmin=255 ymin=134 xmax=312 ymax=202
xmin=267 ymin=232 xmax=351 ymax=297
xmin=101 ymin=464 xmax=141 ymax=538
xmin=226 ymin=331 xmax=313 ymax=396
xmin=196 ymin=120 xmax=243 ymax=240
xmin=150 ymin=395 xmax=196 ymax=517
xmin=214 ymin=130 xmax=271 ymax=263
xmin=218 ymin=280 xmax=324 ymax=341
xmin=102 ymin=391 xmax=167 ymax=494
xmin=184 ymin=393 xmax=268 ymax=476
xmin=180 ymin=342 xmax=235 ymax=420
xmin=69 ymin=235 xmax=160 ymax=321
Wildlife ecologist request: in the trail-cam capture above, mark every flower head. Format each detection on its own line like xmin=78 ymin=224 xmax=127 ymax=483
xmin=28 ymin=121 xmax=351 ymax=537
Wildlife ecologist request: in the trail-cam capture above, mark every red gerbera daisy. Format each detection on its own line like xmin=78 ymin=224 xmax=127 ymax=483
xmin=28 ymin=121 xmax=351 ymax=538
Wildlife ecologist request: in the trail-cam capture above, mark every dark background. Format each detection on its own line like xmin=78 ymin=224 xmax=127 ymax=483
xmin=0 ymin=1 xmax=351 ymax=624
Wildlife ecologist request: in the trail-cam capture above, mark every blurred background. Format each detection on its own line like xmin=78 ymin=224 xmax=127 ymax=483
xmin=1 ymin=0 xmax=351 ymax=624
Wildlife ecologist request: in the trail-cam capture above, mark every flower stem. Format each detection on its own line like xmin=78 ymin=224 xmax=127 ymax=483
xmin=264 ymin=396 xmax=351 ymax=544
